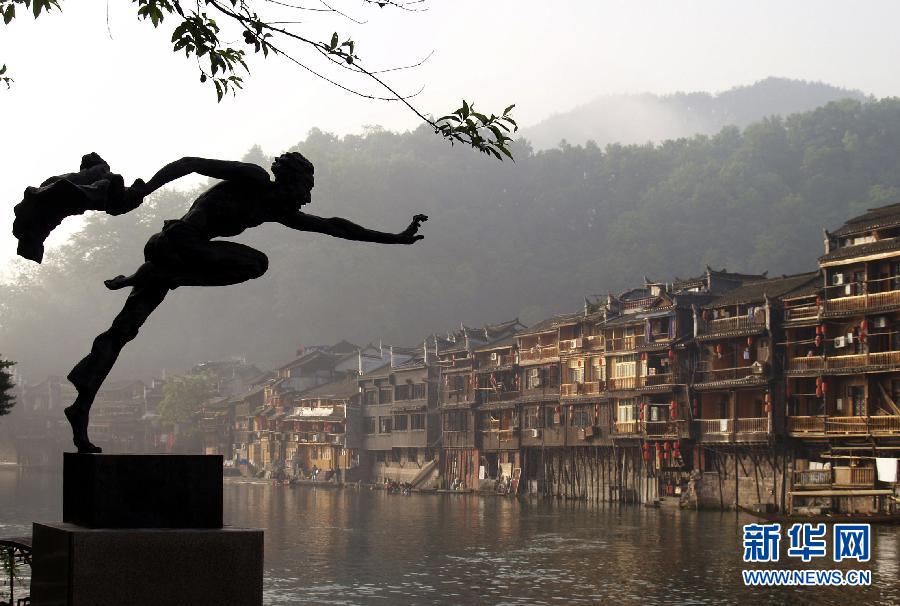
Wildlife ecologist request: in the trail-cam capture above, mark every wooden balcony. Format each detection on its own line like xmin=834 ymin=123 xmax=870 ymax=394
xmin=558 ymin=339 xmax=584 ymax=354
xmin=870 ymin=415 xmax=900 ymax=435
xmin=560 ymin=381 xmax=603 ymax=397
xmin=480 ymin=353 xmax=517 ymax=368
xmin=518 ymin=345 xmax=558 ymax=363
xmin=584 ymin=334 xmax=605 ymax=351
xmin=607 ymin=376 xmax=642 ymax=391
xmin=644 ymin=420 xmax=687 ymax=439
xmin=784 ymin=304 xmax=820 ymax=322
xmin=643 ymin=372 xmax=675 ymax=387
xmin=825 ymin=416 xmax=870 ymax=435
xmin=792 ymin=469 xmax=832 ymax=489
xmin=613 ymin=421 xmax=641 ymax=436
xmin=791 ymin=349 xmax=900 ymax=372
xmin=833 ymin=466 xmax=875 ymax=488
xmin=786 ymin=356 xmax=825 ymax=373
xmin=696 ymin=366 xmax=761 ymax=384
xmin=696 ymin=419 xmax=733 ymax=442
xmin=788 ymin=415 xmax=900 ymax=437
xmin=735 ymin=417 xmax=770 ymax=437
xmin=605 ymin=335 xmax=645 ymax=352
xmin=697 ymin=315 xmax=766 ymax=336
xmin=695 ymin=417 xmax=769 ymax=443
xmin=787 ymin=416 xmax=826 ymax=435
xmin=824 ymin=288 xmax=900 ymax=316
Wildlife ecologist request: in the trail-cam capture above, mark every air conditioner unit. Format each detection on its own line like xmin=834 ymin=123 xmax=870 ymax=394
xmin=530 ymin=428 xmax=541 ymax=438
xmin=490 ymin=352 xmax=498 ymax=361
xmin=874 ymin=316 xmax=888 ymax=328
xmin=833 ymin=273 xmax=844 ymax=285
xmin=834 ymin=336 xmax=846 ymax=348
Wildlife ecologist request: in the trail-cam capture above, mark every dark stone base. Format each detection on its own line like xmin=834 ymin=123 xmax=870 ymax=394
xmin=63 ymin=453 xmax=222 ymax=528
xmin=30 ymin=522 xmax=264 ymax=606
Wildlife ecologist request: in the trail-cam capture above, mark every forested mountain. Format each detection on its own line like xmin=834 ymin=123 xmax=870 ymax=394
xmin=4 ymin=97 xmax=900 ymax=381
xmin=522 ymin=78 xmax=867 ymax=150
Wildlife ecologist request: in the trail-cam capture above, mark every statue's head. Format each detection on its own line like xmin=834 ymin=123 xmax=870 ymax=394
xmin=272 ymin=152 xmax=314 ymax=206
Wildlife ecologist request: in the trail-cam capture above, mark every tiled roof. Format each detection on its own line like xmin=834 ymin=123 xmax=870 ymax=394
xmin=831 ymin=203 xmax=900 ymax=237
xmin=704 ymin=272 xmax=820 ymax=308
xmin=819 ymin=237 xmax=900 ymax=263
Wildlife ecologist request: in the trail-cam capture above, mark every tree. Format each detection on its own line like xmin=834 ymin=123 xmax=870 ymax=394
xmin=0 ymin=0 xmax=518 ymax=159
xmin=157 ymin=372 xmax=217 ymax=429
xmin=0 ymin=356 xmax=15 ymax=417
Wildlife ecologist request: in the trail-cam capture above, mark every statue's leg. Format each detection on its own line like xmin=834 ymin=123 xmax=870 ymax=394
xmin=65 ymin=283 xmax=169 ymax=453
xmin=167 ymin=240 xmax=269 ymax=288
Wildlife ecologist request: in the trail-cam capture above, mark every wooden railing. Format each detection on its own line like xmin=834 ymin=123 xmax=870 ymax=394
xmin=561 ymin=381 xmax=603 ymax=396
xmin=833 ymin=467 xmax=875 ymax=487
xmin=698 ymin=315 xmax=765 ymax=335
xmin=826 ymin=416 xmax=872 ymax=435
xmin=735 ymin=417 xmax=770 ymax=434
xmin=644 ymin=372 xmax=674 ymax=387
xmin=481 ymin=353 xmax=517 ymax=367
xmin=518 ymin=345 xmax=558 ymax=362
xmin=786 ymin=356 xmax=825 ymax=372
xmin=584 ymin=335 xmax=604 ymax=350
xmin=697 ymin=366 xmax=758 ymax=383
xmin=793 ymin=469 xmax=832 ymax=489
xmin=787 ymin=416 xmax=826 ymax=434
xmin=696 ymin=418 xmax=733 ymax=436
xmin=788 ymin=415 xmax=900 ymax=436
xmin=870 ymin=415 xmax=900 ymax=434
xmin=607 ymin=376 xmax=641 ymax=390
xmin=784 ymin=304 xmax=820 ymax=322
xmin=644 ymin=420 xmax=685 ymax=438
xmin=825 ymin=288 xmax=900 ymax=314
xmin=614 ymin=421 xmax=640 ymax=435
xmin=605 ymin=335 xmax=646 ymax=352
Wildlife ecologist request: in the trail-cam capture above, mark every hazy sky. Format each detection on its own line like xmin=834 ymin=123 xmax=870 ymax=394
xmin=3 ymin=0 xmax=900 ymax=271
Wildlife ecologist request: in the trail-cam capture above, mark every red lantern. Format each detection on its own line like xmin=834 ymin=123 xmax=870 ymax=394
xmin=668 ymin=349 xmax=675 ymax=360
xmin=860 ymin=319 xmax=868 ymax=332
xmin=673 ymin=441 xmax=681 ymax=455
xmin=641 ymin=352 xmax=648 ymax=361
xmin=815 ymin=335 xmax=822 ymax=347
xmin=655 ymin=441 xmax=662 ymax=452
xmin=816 ymin=376 xmax=823 ymax=387
xmin=702 ymin=310 xmax=710 ymax=321
xmin=816 ymin=325 xmax=824 ymax=335
xmin=821 ymin=381 xmax=827 ymax=394
xmin=816 ymin=385 xmax=823 ymax=398
xmin=747 ymin=336 xmax=754 ymax=347
xmin=642 ymin=443 xmax=650 ymax=461
xmin=715 ymin=344 xmax=722 ymax=354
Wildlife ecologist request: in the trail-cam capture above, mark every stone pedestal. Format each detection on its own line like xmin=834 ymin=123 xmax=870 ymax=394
xmin=30 ymin=523 xmax=263 ymax=606
xmin=31 ymin=453 xmax=263 ymax=605
xmin=63 ymin=453 xmax=222 ymax=528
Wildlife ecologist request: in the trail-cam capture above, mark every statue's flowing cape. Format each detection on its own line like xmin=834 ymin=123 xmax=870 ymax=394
xmin=12 ymin=152 xmax=144 ymax=263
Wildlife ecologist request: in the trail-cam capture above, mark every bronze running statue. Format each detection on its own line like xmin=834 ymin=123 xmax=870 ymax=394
xmin=12 ymin=151 xmax=427 ymax=453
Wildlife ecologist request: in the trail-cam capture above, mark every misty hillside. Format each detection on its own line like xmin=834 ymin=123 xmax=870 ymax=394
xmin=4 ymin=97 xmax=900 ymax=382
xmin=522 ymin=77 xmax=867 ymax=150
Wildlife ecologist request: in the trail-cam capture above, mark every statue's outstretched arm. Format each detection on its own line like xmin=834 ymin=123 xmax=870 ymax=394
xmin=144 ymin=157 xmax=270 ymax=195
xmin=280 ymin=212 xmax=428 ymax=244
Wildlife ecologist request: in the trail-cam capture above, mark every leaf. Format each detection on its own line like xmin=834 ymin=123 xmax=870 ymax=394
xmin=3 ymin=4 xmax=14 ymax=24
xmin=330 ymin=32 xmax=338 ymax=49
xmin=503 ymin=104 xmax=516 ymax=115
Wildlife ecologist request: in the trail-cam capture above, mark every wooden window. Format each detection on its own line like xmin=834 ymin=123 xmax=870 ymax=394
xmin=393 ymin=414 xmax=409 ymax=431
xmin=379 ymin=416 xmax=392 ymax=433
xmin=412 ymin=383 xmax=426 ymax=400
xmin=410 ymin=413 xmax=426 ymax=430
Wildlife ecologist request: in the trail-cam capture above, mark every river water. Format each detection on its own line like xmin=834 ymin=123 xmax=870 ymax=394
xmin=1 ymin=468 xmax=898 ymax=605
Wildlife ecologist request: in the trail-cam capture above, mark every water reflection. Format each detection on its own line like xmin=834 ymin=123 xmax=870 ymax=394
xmin=1 ymin=470 xmax=897 ymax=605
xmin=223 ymin=482 xmax=899 ymax=606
